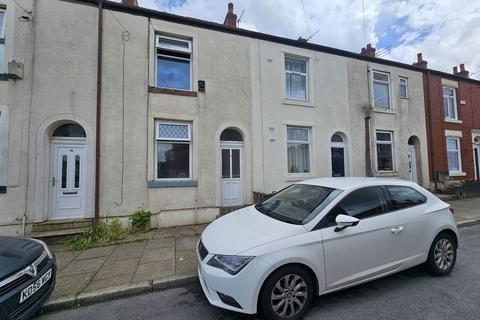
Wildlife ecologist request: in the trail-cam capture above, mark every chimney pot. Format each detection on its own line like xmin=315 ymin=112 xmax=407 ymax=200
xmin=460 ymin=63 xmax=465 ymax=72
xmin=223 ymin=2 xmax=237 ymax=28
xmin=453 ymin=66 xmax=458 ymax=74
xmin=360 ymin=43 xmax=376 ymax=58
xmin=228 ymin=2 xmax=234 ymax=13
xmin=417 ymin=53 xmax=423 ymax=62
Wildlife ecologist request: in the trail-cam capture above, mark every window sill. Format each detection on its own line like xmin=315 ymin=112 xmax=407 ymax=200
xmin=149 ymin=86 xmax=198 ymax=97
xmin=375 ymin=171 xmax=399 ymax=177
xmin=448 ymin=171 xmax=466 ymax=177
xmin=147 ymin=180 xmax=198 ymax=188
xmin=400 ymin=96 xmax=409 ymax=100
xmin=283 ymin=98 xmax=314 ymax=108
xmin=444 ymin=118 xmax=462 ymax=124
xmin=286 ymin=174 xmax=313 ymax=182
xmin=372 ymin=108 xmax=395 ymax=115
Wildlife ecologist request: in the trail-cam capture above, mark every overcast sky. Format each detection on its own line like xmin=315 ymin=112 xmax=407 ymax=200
xmin=124 ymin=0 xmax=480 ymax=79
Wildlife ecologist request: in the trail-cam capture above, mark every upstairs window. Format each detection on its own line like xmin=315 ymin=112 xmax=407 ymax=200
xmin=0 ymin=8 xmax=5 ymax=74
xmin=156 ymin=35 xmax=192 ymax=91
xmin=399 ymin=77 xmax=408 ymax=98
xmin=443 ymin=87 xmax=458 ymax=120
xmin=373 ymin=71 xmax=391 ymax=109
xmin=285 ymin=56 xmax=308 ymax=100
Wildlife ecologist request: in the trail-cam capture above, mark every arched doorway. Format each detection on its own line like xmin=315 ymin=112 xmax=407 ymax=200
xmin=407 ymin=136 xmax=421 ymax=183
xmin=474 ymin=136 xmax=480 ymax=180
xmin=331 ymin=133 xmax=347 ymax=177
xmin=220 ymin=128 xmax=244 ymax=206
xmin=50 ymin=123 xmax=87 ymax=220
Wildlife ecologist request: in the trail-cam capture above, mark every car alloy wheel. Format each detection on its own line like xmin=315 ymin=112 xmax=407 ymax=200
xmin=271 ymin=274 xmax=308 ymax=318
xmin=433 ymin=238 xmax=454 ymax=271
xmin=260 ymin=265 xmax=313 ymax=320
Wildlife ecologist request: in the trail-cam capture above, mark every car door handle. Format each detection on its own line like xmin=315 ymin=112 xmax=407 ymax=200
xmin=391 ymin=226 xmax=404 ymax=234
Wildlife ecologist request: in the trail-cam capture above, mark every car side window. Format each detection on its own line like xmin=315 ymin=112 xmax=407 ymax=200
xmin=386 ymin=186 xmax=426 ymax=210
xmin=320 ymin=187 xmax=387 ymax=228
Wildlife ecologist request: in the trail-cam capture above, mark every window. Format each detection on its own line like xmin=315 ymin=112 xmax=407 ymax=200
xmin=0 ymin=8 xmax=5 ymax=74
xmin=399 ymin=77 xmax=408 ymax=98
xmin=443 ymin=87 xmax=458 ymax=120
xmin=156 ymin=121 xmax=192 ymax=179
xmin=446 ymin=137 xmax=461 ymax=172
xmin=156 ymin=35 xmax=192 ymax=90
xmin=323 ymin=187 xmax=387 ymax=227
xmin=376 ymin=131 xmax=394 ymax=171
xmin=287 ymin=126 xmax=310 ymax=174
xmin=285 ymin=56 xmax=307 ymax=100
xmin=386 ymin=186 xmax=426 ymax=210
xmin=373 ymin=71 xmax=391 ymax=109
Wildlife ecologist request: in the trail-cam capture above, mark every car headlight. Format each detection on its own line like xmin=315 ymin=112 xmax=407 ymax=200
xmin=207 ymin=255 xmax=254 ymax=275
xmin=30 ymin=238 xmax=54 ymax=259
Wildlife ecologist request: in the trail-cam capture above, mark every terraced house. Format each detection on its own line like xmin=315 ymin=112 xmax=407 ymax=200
xmin=1 ymin=0 xmax=472 ymax=237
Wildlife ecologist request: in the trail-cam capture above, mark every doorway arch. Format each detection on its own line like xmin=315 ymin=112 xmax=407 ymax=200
xmin=407 ymin=136 xmax=422 ymax=184
xmin=330 ymin=132 xmax=348 ymax=177
xmin=220 ymin=128 xmax=244 ymax=206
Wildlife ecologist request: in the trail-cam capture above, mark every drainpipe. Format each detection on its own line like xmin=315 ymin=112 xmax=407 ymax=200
xmin=94 ymin=0 xmax=104 ymax=220
xmin=426 ymin=71 xmax=436 ymax=191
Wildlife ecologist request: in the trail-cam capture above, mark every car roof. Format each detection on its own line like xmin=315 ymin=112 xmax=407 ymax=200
xmin=298 ymin=177 xmax=419 ymax=191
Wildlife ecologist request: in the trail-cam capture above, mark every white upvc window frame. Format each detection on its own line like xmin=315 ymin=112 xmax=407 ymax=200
xmin=399 ymin=77 xmax=408 ymax=99
xmin=375 ymin=130 xmax=395 ymax=172
xmin=155 ymin=120 xmax=192 ymax=181
xmin=0 ymin=8 xmax=5 ymax=38
xmin=286 ymin=126 xmax=311 ymax=175
xmin=372 ymin=70 xmax=392 ymax=110
xmin=446 ymin=136 xmax=462 ymax=173
xmin=443 ymin=86 xmax=458 ymax=120
xmin=155 ymin=34 xmax=192 ymax=91
xmin=284 ymin=55 xmax=309 ymax=101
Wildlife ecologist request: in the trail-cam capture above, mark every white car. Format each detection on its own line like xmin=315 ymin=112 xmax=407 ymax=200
xmin=197 ymin=178 xmax=458 ymax=320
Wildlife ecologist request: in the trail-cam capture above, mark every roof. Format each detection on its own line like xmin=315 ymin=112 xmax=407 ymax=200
xmin=68 ymin=0 xmax=480 ymax=86
xmin=299 ymin=177 xmax=416 ymax=190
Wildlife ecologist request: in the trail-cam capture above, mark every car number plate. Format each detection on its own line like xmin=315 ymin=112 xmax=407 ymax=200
xmin=19 ymin=269 xmax=52 ymax=303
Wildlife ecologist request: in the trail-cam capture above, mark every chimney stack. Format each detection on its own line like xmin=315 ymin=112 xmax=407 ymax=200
xmin=360 ymin=43 xmax=376 ymax=58
xmin=412 ymin=53 xmax=428 ymax=68
xmin=223 ymin=2 xmax=237 ymax=28
xmin=453 ymin=64 xmax=469 ymax=77
xmin=122 ymin=0 xmax=138 ymax=7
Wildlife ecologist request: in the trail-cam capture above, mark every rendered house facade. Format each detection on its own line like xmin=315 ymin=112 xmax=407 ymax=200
xmin=0 ymin=0 xmax=438 ymax=236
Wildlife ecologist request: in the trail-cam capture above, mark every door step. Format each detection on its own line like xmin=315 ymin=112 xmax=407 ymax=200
xmin=29 ymin=219 xmax=93 ymax=244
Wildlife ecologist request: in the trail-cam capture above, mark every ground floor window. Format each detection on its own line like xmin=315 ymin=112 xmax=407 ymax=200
xmin=287 ymin=126 xmax=310 ymax=174
xmin=446 ymin=137 xmax=461 ymax=172
xmin=156 ymin=121 xmax=192 ymax=179
xmin=376 ymin=130 xmax=394 ymax=171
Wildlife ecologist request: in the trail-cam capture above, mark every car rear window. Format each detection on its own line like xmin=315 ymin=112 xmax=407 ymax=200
xmin=386 ymin=186 xmax=427 ymax=210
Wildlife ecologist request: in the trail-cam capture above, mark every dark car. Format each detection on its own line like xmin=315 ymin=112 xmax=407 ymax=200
xmin=0 ymin=237 xmax=56 ymax=320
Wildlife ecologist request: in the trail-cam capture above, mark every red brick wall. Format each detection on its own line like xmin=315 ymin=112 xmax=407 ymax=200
xmin=424 ymin=73 xmax=480 ymax=182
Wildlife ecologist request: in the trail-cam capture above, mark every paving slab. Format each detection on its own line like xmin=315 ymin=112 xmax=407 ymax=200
xmin=109 ymin=241 xmax=146 ymax=261
xmin=94 ymin=258 xmax=140 ymax=280
xmin=76 ymin=245 xmax=116 ymax=260
xmin=145 ymin=237 xmax=175 ymax=250
xmin=175 ymin=249 xmax=197 ymax=260
xmin=174 ymin=225 xmax=197 ymax=236
xmin=52 ymin=272 xmax=95 ymax=299
xmin=84 ymin=273 xmax=135 ymax=292
xmin=175 ymin=236 xmax=198 ymax=251
xmin=175 ymin=257 xmax=197 ymax=275
xmin=58 ymin=257 xmax=106 ymax=277
xmin=133 ymin=260 xmax=175 ymax=283
xmin=140 ymin=247 xmax=174 ymax=264
xmin=152 ymin=227 xmax=176 ymax=239
xmin=55 ymin=251 xmax=81 ymax=271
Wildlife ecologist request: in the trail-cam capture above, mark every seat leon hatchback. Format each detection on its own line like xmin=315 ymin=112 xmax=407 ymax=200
xmin=197 ymin=178 xmax=458 ymax=320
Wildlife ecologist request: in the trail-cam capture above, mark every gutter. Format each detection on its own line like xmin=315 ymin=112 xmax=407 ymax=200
xmin=94 ymin=0 xmax=103 ymax=220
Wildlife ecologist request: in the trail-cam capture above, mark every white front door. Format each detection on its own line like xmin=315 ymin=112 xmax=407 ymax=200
xmin=221 ymin=144 xmax=243 ymax=206
xmin=407 ymin=145 xmax=417 ymax=182
xmin=51 ymin=143 xmax=86 ymax=220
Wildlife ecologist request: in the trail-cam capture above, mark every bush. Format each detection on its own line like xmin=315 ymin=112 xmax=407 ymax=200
xmin=129 ymin=209 xmax=151 ymax=231
xmin=69 ymin=219 xmax=127 ymax=251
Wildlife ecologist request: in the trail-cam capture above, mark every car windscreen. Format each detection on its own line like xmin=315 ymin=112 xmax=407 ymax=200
xmin=255 ymin=184 xmax=341 ymax=224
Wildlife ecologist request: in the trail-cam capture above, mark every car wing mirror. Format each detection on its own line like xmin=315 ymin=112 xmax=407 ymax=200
xmin=334 ymin=214 xmax=360 ymax=232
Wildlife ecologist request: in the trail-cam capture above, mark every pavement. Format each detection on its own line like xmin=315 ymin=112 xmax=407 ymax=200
xmin=40 ymin=197 xmax=480 ymax=314
xmin=35 ymin=224 xmax=480 ymax=320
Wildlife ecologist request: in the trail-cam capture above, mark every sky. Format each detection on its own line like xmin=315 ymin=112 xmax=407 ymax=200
xmin=122 ymin=0 xmax=480 ymax=79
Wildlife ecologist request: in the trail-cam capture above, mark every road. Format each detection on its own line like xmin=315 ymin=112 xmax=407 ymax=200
xmin=37 ymin=224 xmax=480 ymax=320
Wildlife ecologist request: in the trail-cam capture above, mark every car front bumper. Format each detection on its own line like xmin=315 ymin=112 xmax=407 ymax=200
xmin=197 ymin=253 xmax=271 ymax=315
xmin=0 ymin=255 xmax=56 ymax=320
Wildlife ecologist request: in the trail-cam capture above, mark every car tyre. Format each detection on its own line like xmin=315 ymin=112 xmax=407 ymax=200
xmin=260 ymin=265 xmax=313 ymax=320
xmin=425 ymin=232 xmax=457 ymax=276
